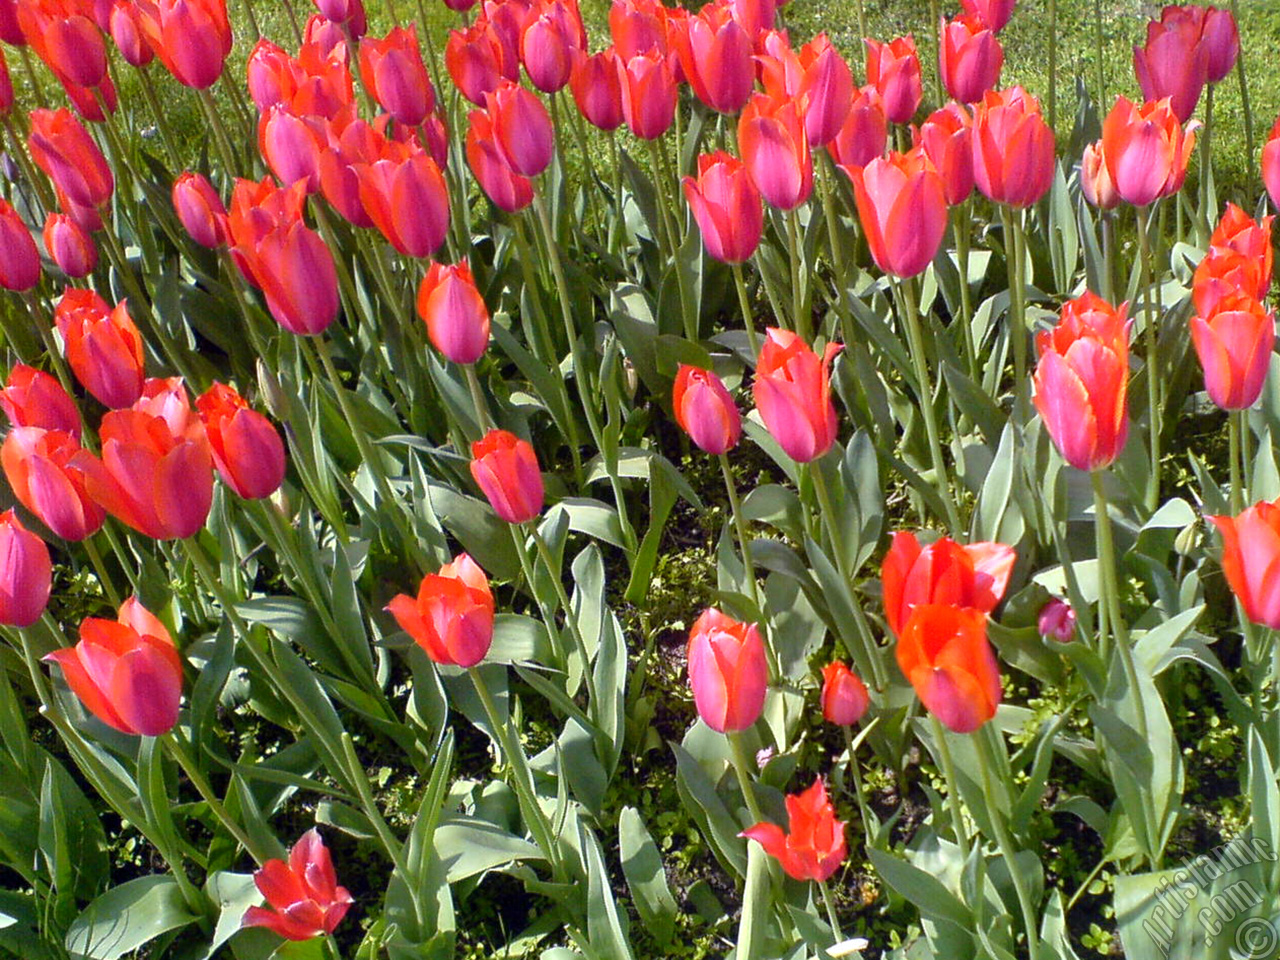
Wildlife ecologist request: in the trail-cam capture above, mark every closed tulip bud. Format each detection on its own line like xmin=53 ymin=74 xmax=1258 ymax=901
xmin=609 ymin=0 xmax=664 ymax=61
xmin=144 ymin=0 xmax=233 ymax=90
xmin=914 ymin=102 xmax=973 ymax=205
xmin=360 ymin=26 xmax=435 ymax=125
xmin=727 ymin=0 xmax=776 ymax=38
xmin=821 ymin=662 xmax=869 ymax=725
xmin=0 ymin=510 xmax=51 ymax=627
xmin=753 ymin=328 xmax=841 ymax=463
xmin=43 ymin=213 xmax=97 ymax=279
xmin=960 ymin=0 xmax=1016 ymax=32
xmin=255 ymin=221 xmax=340 ymax=336
xmin=897 ymin=604 xmax=1000 ymax=733
xmin=0 ymin=366 xmax=80 ymax=436
xmin=672 ymin=364 xmax=741 ymax=455
xmin=617 ymin=49 xmax=677 ymax=140
xmin=1037 ymin=597 xmax=1075 ymax=642
xmin=939 ymin=15 xmax=1003 ymax=104
xmin=1080 ymin=140 xmax=1118 ymax=210
xmin=1101 ymin=96 xmax=1197 ymax=208
xmin=844 ymin=148 xmax=948 ymax=279
xmin=1264 ymin=116 xmax=1280 ymax=213
xmin=28 ymin=108 xmax=114 ymax=210
xmin=172 ymin=171 xmax=229 ymax=249
xmin=20 ymin=8 xmax=108 ymax=89
xmin=446 ymin=22 xmax=507 ymax=106
xmin=674 ymin=5 xmax=753 ymax=115
xmin=466 ymin=110 xmax=535 ymax=212
xmin=1032 ymin=292 xmax=1131 ymax=472
xmin=687 ymin=607 xmax=767 ymax=733
xmin=54 ymin=290 xmax=146 ymax=409
xmin=196 ymin=383 xmax=286 ymax=499
xmin=386 ymin=553 xmax=495 ymax=667
xmin=971 ymin=86 xmax=1055 ymax=208
xmin=826 ymin=85 xmax=887 ymax=170
xmin=246 ymin=39 xmax=294 ymax=111
xmin=484 ymin=80 xmax=555 ymax=178
xmin=417 ymin=261 xmax=490 ymax=364
xmin=110 ymin=0 xmax=153 ymax=66
xmin=738 ymin=91 xmax=812 ymax=211
xmin=314 ymin=0 xmax=361 ymax=24
xmin=0 ymin=200 xmax=41 ymax=293
xmin=1190 ymin=292 xmax=1275 ymax=411
xmin=1209 ymin=500 xmax=1280 ymax=630
xmin=1188 ymin=6 xmax=1239 ymax=83
xmin=570 ymin=49 xmax=624 ymax=132
xmin=1133 ymin=15 xmax=1207 ymax=123
xmin=45 ymin=597 xmax=183 ymax=735
xmin=470 ymin=429 xmax=543 ymax=524
xmin=741 ymin=777 xmax=846 ymax=881
xmin=682 ymin=151 xmax=763 ymax=264
xmin=358 ymin=152 xmax=450 ymax=258
xmin=865 ymin=35 xmax=921 ymax=125
xmin=880 ymin=530 xmax=1016 ymax=638
xmin=2 ymin=428 xmax=105 ymax=541
xmin=796 ymin=35 xmax=853 ymax=148
xmin=521 ymin=3 xmax=578 ymax=94
xmin=1210 ymin=204 xmax=1273 ymax=292
xmin=258 ymin=106 xmax=325 ymax=194
xmin=1192 ymin=247 xmax=1266 ymax=319
xmin=243 ymin=830 xmax=353 ymax=941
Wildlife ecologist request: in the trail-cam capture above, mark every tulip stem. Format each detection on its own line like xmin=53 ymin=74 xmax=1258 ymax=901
xmin=718 ymin=453 xmax=758 ymax=605
xmin=1229 ymin=410 xmax=1245 ymax=514
xmin=727 ymin=731 xmax=766 ymax=827
xmin=818 ymin=879 xmax=844 ymax=942
xmin=20 ymin=291 xmax=76 ymax=401
xmin=731 ymin=263 xmax=760 ymax=358
xmin=1000 ymin=206 xmax=1031 ymax=427
xmin=529 ymin=526 xmax=602 ymax=709
xmin=164 ymin=730 xmax=269 ymax=864
xmin=785 ymin=209 xmax=809 ymax=342
xmin=1100 ymin=211 xmax=1115 ymax=304
xmin=928 ymin=716 xmax=970 ymax=862
xmin=975 ymin=727 xmax=1043 ymax=960
xmin=1136 ymin=204 xmax=1161 ymax=512
xmin=1230 ymin=0 xmax=1255 ymax=171
xmin=1199 ymin=87 xmax=1215 ymax=246
xmin=855 ymin=0 xmax=866 ymax=40
xmin=899 ymin=276 xmax=963 ymax=537
xmin=82 ymin=536 xmax=122 ymax=609
xmin=645 ymin=138 xmax=677 ymax=258
xmin=953 ymin=201 xmax=979 ymax=383
xmin=817 ymin=156 xmax=847 ymax=293
xmin=842 ymin=724 xmax=876 ymax=849
xmin=197 ymin=88 xmax=241 ymax=181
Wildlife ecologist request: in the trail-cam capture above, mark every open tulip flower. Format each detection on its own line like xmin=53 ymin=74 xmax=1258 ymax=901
xmin=896 ymin=604 xmax=1001 ymax=733
xmin=2 ymin=427 xmax=105 ymax=542
xmin=741 ymin=777 xmax=847 ymax=881
xmin=0 ymin=364 xmax=80 ymax=437
xmin=881 ymin=531 xmax=1016 ymax=638
xmin=243 ymin=829 xmax=353 ymax=941
xmin=1101 ymin=96 xmax=1197 ymax=207
xmin=753 ymin=328 xmax=841 ymax=463
xmin=387 ymin=553 xmax=495 ymax=668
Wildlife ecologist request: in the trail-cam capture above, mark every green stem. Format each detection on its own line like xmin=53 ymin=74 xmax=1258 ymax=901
xmin=1100 ymin=211 xmax=1115 ymax=304
xmin=464 ymin=364 xmax=492 ymax=435
xmin=529 ymin=527 xmax=602 ymax=708
xmin=855 ymin=0 xmax=866 ymax=39
xmin=727 ymin=730 xmax=766 ymax=826
xmin=164 ymin=730 xmax=269 ymax=863
xmin=1229 ymin=0 xmax=1255 ymax=172
xmin=1229 ymin=410 xmax=1244 ymax=514
xmin=718 ymin=453 xmax=758 ymax=604
xmin=785 ymin=208 xmax=808 ymax=341
xmin=137 ymin=69 xmax=182 ymax=171
xmin=818 ymin=156 xmax=846 ymax=293
xmin=731 ymin=262 xmax=760 ymax=358
xmin=1002 ymin=207 xmax=1031 ymax=426
xmin=645 ymin=137 xmax=676 ymax=255
xmin=506 ymin=524 xmax=568 ymax=668
xmin=1136 ymin=205 xmax=1161 ymax=512
xmin=83 ymin=536 xmax=122 ymax=608
xmin=197 ymin=88 xmax=240 ymax=180
xmin=928 ymin=716 xmax=970 ymax=861
xmin=1199 ymin=87 xmax=1214 ymax=246
xmin=818 ymin=879 xmax=844 ymax=942
xmin=954 ymin=201 xmax=978 ymax=382
xmin=842 ymin=724 xmax=875 ymax=847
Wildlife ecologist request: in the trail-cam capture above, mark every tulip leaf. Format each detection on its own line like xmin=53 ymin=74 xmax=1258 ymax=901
xmin=618 ymin=807 xmax=677 ymax=946
xmin=671 ymin=742 xmax=747 ymax=878
xmin=580 ymin=820 xmax=635 ymax=960
xmin=200 ymin=871 xmax=260 ymax=960
xmin=1248 ymin=727 xmax=1280 ymax=892
xmin=868 ymin=847 xmax=971 ymax=930
xmin=424 ymin=478 xmax=521 ymax=581
xmin=1047 ymin=161 xmax=1079 ymax=295
xmin=941 ymin=362 xmax=1005 ymax=449
xmin=548 ymin=498 xmax=625 ymax=550
xmin=735 ymin=842 xmax=769 ymax=960
xmin=38 ymin=759 xmax=108 ymax=915
xmin=65 ymin=876 xmax=198 ymax=960
xmin=433 ymin=818 xmax=544 ymax=884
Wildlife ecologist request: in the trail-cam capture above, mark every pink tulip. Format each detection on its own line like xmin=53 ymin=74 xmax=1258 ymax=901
xmin=417 ymin=261 xmax=491 ymax=364
xmin=865 ymin=35 xmax=921 ymax=125
xmin=0 ymin=510 xmax=51 ymax=627
xmin=843 ymin=149 xmax=948 ymax=279
xmin=752 ymin=328 xmax=841 ymax=463
xmin=672 ymin=364 xmax=741 ymax=455
xmin=939 ymin=14 xmax=1003 ymax=104
xmin=682 ymin=151 xmax=763 ymax=265
xmin=687 ymin=608 xmax=767 ymax=733
xmin=826 ymin=85 xmax=887 ymax=170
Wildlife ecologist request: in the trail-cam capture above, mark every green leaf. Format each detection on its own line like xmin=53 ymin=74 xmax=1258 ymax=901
xmin=580 ymin=821 xmax=635 ymax=960
xmin=618 ymin=807 xmax=677 ymax=946
xmin=868 ymin=848 xmax=971 ymax=929
xmin=434 ymin=819 xmax=543 ymax=883
xmin=671 ymin=742 xmax=746 ymax=877
xmin=65 ymin=876 xmax=198 ymax=960
xmin=201 ymin=872 xmax=261 ymax=960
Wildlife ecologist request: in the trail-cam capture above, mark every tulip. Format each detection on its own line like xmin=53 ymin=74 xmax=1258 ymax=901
xmin=741 ymin=777 xmax=846 ymax=881
xmin=865 ymin=35 xmax=921 ymax=125
xmin=360 ymin=26 xmax=435 ymax=126
xmin=1199 ymin=6 xmax=1240 ymax=84
xmin=54 ymin=290 xmax=146 ymax=409
xmin=1133 ymin=15 xmax=1207 ymax=123
xmin=1038 ymin=597 xmax=1075 ymax=642
xmin=1101 ymin=96 xmax=1197 ymax=208
xmin=446 ymin=21 xmax=508 ymax=106
xmin=28 ymin=108 xmax=114 ymax=210
xmin=195 ymin=383 xmax=286 ymax=499
xmin=1208 ymin=499 xmax=1280 ymax=630
xmin=0 ymin=366 xmax=80 ymax=436
xmin=258 ymin=106 xmax=325 ymax=194
xmin=18 ymin=6 xmax=108 ymax=89
xmin=1032 ymin=292 xmax=1131 ymax=472
xmin=172 ymin=171 xmax=229 ymax=249
xmin=0 ymin=200 xmax=42 ymax=293
xmin=896 ymin=604 xmax=1000 ymax=733
xmin=881 ymin=531 xmax=1016 ymax=638
xmin=316 ymin=115 xmax=381 ymax=228
xmin=466 ymin=110 xmax=534 ymax=213
xmin=470 ymin=429 xmax=543 ymax=524
xmin=752 ymin=328 xmax=841 ymax=463
xmin=417 ymin=261 xmax=491 ymax=365
xmin=0 ymin=0 xmax=22 ymax=45
xmin=59 ymin=70 xmax=118 ymax=123
xmin=314 ymin=0 xmax=364 ymax=27
xmin=971 ymin=86 xmax=1055 ymax=208
xmin=1192 ymin=247 xmax=1267 ymax=319
xmin=686 ymin=607 xmax=766 ymax=733
xmin=821 ymin=662 xmax=869 ymax=725
xmin=914 ymin=103 xmax=973 ymax=205
xmin=826 ymin=85 xmax=887 ymax=170
xmin=843 ymin=148 xmax=948 ymax=279
xmin=386 ymin=553 xmax=495 ymax=667
xmin=1190 ymin=292 xmax=1275 ymax=411
xmin=45 ymin=597 xmax=183 ymax=736
xmin=939 ymin=14 xmax=1003 ymax=104
xmin=609 ymin=0 xmax=665 ymax=60
xmin=483 ymin=80 xmax=554 ymax=178
xmin=0 ymin=510 xmax=51 ymax=627
xmin=0 ymin=49 xmax=12 ymax=116
xmin=140 ymin=0 xmax=234 ymax=90
xmin=738 ymin=92 xmax=812 ymax=211
xmin=617 ymin=49 xmax=677 ymax=141
xmin=674 ymin=4 xmax=752 ymax=115
xmin=672 ymin=364 xmax=741 ymax=455
xmin=226 ymin=178 xmax=308 ymax=288
xmin=960 ymin=0 xmax=1015 ymax=32
xmin=243 ymin=830 xmax=353 ymax=941
xmin=43 ymin=213 xmax=97 ymax=279
xmin=357 ymin=151 xmax=450 ymax=258
xmin=727 ymin=0 xmax=776 ymax=38
xmin=254 ymin=221 xmax=340 ymax=336
xmin=481 ymin=0 xmax=526 ymax=76
xmin=2 ymin=428 xmax=105 ymax=541
xmin=570 ymin=49 xmax=624 ymax=132
xmin=682 ymin=151 xmax=763 ymax=265
xmin=71 ymin=407 xmax=213 ymax=540
xmin=1209 ymin=204 xmax=1273 ymax=292
xmin=759 ymin=33 xmax=853 ymax=149
xmin=520 ymin=1 xmax=580 ymax=94
xmin=1080 ymin=140 xmax=1118 ymax=210
xmin=1265 ymin=116 xmax=1280 ymax=212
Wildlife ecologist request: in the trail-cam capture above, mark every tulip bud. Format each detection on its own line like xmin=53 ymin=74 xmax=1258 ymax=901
xmin=570 ymin=49 xmax=624 ymax=132
xmin=259 ymin=105 xmax=325 ymax=194
xmin=971 ymin=86 xmax=1055 ymax=208
xmin=914 ymin=102 xmax=973 ymax=205
xmin=960 ymin=0 xmax=1015 ymax=32
xmin=243 ymin=830 xmax=354 ymax=941
xmin=617 ymin=49 xmax=677 ymax=141
xmin=843 ymin=148 xmax=948 ymax=279
xmin=826 ymin=85 xmax=887 ymax=170
xmin=28 ymin=108 xmax=114 ymax=210
xmin=880 ymin=530 xmax=1017 ymax=638
xmin=146 ymin=0 xmax=234 ymax=90
xmin=0 ymin=365 xmax=80 ymax=436
xmin=675 ymin=6 xmax=753 ymax=115
xmin=360 ymin=26 xmax=435 ymax=126
xmin=1201 ymin=8 xmax=1239 ymax=84
xmin=172 ymin=171 xmax=229 ymax=249
xmin=672 ymin=364 xmax=741 ymax=455
xmin=1101 ymin=96 xmax=1197 ymax=208
xmin=255 ymin=220 xmax=341 ymax=336
xmin=417 ymin=261 xmax=491 ymax=365
xmin=43 ymin=213 xmax=97 ymax=279
xmin=741 ymin=777 xmax=846 ymax=882
xmin=865 ymin=35 xmax=921 ymax=125
xmin=196 ymin=383 xmax=286 ymax=499
xmin=1263 ymin=115 xmax=1280 ymax=212
xmin=682 ymin=151 xmax=763 ymax=265
xmin=738 ymin=91 xmax=813 ymax=211
xmin=1208 ymin=499 xmax=1280 ymax=630
xmin=521 ymin=2 xmax=579 ymax=94
xmin=357 ymin=151 xmax=450 ymax=259
xmin=0 ymin=202 xmax=39 ymax=294
xmin=687 ymin=608 xmax=767 ymax=733
xmin=446 ymin=22 xmax=507 ymax=106
xmin=1080 ymin=140 xmax=1118 ymax=210
xmin=821 ymin=662 xmax=869 ymax=725
xmin=1037 ymin=597 xmax=1075 ymax=642
xmin=466 ymin=110 xmax=535 ymax=212
xmin=1190 ymin=292 xmax=1275 ymax=412
xmin=485 ymin=81 xmax=555 ymax=178
xmin=0 ymin=510 xmax=51 ymax=627
xmin=470 ymin=429 xmax=544 ymax=524
xmin=752 ymin=328 xmax=841 ymax=463
xmin=386 ymin=552 xmax=495 ymax=667
xmin=109 ymin=1 xmax=153 ymax=67
xmin=939 ymin=14 xmax=1003 ymax=104
xmin=896 ymin=604 xmax=1000 ymax=733
xmin=2 ymin=427 xmax=105 ymax=541
xmin=54 ymin=290 xmax=146 ymax=409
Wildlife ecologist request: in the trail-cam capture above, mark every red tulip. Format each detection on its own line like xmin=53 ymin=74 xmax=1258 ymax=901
xmin=0 ymin=510 xmax=51 ymax=627
xmin=258 ymin=105 xmax=325 ymax=194
xmin=470 ymin=429 xmax=543 ymax=524
xmin=0 ymin=200 xmax=41 ymax=293
xmin=45 ymin=597 xmax=183 ymax=736
xmin=682 ymin=151 xmax=763 ymax=265
xmin=386 ymin=552 xmax=495 ymax=667
xmin=1101 ymin=96 xmax=1197 ymax=208
xmin=738 ymin=91 xmax=812 ymax=211
xmin=960 ymin=0 xmax=1015 ymax=32
xmin=570 ymin=49 xmax=624 ymax=132
xmin=1080 ymin=140 xmax=1118 ymax=210
xmin=360 ymin=26 xmax=435 ymax=126
xmin=939 ymin=14 xmax=1003 ymax=104
xmin=674 ymin=3 xmax=753 ymax=115
xmin=1198 ymin=6 xmax=1239 ymax=84
xmin=726 ymin=0 xmax=776 ymax=38
xmin=483 ymin=80 xmax=554 ymax=178
xmin=752 ymin=328 xmax=841 ymax=463
xmin=19 ymin=5 xmax=107 ymax=89
xmin=520 ymin=0 xmax=583 ymax=94
xmin=195 ymin=383 xmax=286 ymax=499
xmin=1190 ymin=292 xmax=1275 ymax=411
xmin=446 ymin=21 xmax=511 ymax=106
xmin=172 ymin=171 xmax=229 ymax=249
xmin=1032 ymin=292 xmax=1131 ymax=472
xmin=54 ymin=290 xmax=146 ymax=409
xmin=865 ymin=35 xmax=921 ymax=125
xmin=821 ymin=662 xmax=869 ymax=725
xmin=358 ymin=150 xmax=450 ymax=258
xmin=1209 ymin=204 xmax=1273 ymax=293
xmin=28 ymin=108 xmax=114 ymax=210
xmin=2 ymin=428 xmax=105 ymax=541
xmin=1208 ymin=499 xmax=1280 ymax=630
xmin=1192 ymin=247 xmax=1267 ymax=320
xmin=687 ymin=607 xmax=767 ymax=733
xmin=672 ymin=364 xmax=741 ymax=455
xmin=609 ymin=0 xmax=664 ymax=60
xmin=58 ymin=70 xmax=118 ymax=123
xmin=741 ymin=777 xmax=846 ymax=881
xmin=243 ymin=830 xmax=353 ymax=941
xmin=466 ymin=109 xmax=535 ymax=212
xmin=0 ymin=0 xmax=23 ymax=45
xmin=417 ymin=261 xmax=491 ymax=364
xmin=139 ymin=0 xmax=233 ymax=90
xmin=914 ymin=103 xmax=973 ymax=205
xmin=43 ymin=212 xmax=97 ymax=279
xmin=971 ymin=86 xmax=1054 ymax=208
xmin=1037 ymin=597 xmax=1076 ymax=642
xmin=617 ymin=49 xmax=677 ymax=140
xmin=0 ymin=365 xmax=80 ymax=436
xmin=758 ymin=33 xmax=853 ymax=149
xmin=826 ymin=85 xmax=887 ymax=170
xmin=896 ymin=604 xmax=1000 ymax=733
xmin=1133 ymin=14 xmax=1207 ymax=123
xmin=880 ymin=530 xmax=1016 ymax=638
xmin=314 ymin=0 xmax=365 ymax=29
xmin=843 ymin=148 xmax=948 ymax=279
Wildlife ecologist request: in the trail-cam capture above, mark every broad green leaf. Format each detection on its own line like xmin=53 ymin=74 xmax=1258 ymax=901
xmin=618 ymin=807 xmax=677 ymax=946
xmin=434 ymin=819 xmax=543 ymax=884
xmin=65 ymin=876 xmax=198 ymax=960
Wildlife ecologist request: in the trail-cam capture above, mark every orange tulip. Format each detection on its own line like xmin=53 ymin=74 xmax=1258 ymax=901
xmin=842 ymin=148 xmax=948 ymax=279
xmin=2 ymin=427 xmax=105 ymax=542
xmin=896 ymin=604 xmax=1001 ymax=733
xmin=54 ymin=289 xmax=146 ymax=409
xmin=386 ymin=553 xmax=495 ymax=667
xmin=1208 ymin=203 xmax=1273 ymax=295
xmin=864 ymin=35 xmax=921 ymax=124
xmin=686 ymin=607 xmax=767 ymax=733
xmin=752 ymin=328 xmax=841 ymax=463
xmin=1208 ymin=499 xmax=1280 ymax=630
xmin=417 ymin=260 xmax=491 ymax=365
xmin=741 ymin=777 xmax=846 ymax=881
xmin=881 ymin=530 xmax=1016 ymax=638
xmin=470 ymin=429 xmax=544 ymax=524
xmin=1193 ymin=246 xmax=1269 ymax=319
xmin=0 ymin=364 xmax=80 ymax=436
xmin=1101 ymin=96 xmax=1196 ymax=208
xmin=137 ymin=0 xmax=233 ymax=90
xmin=971 ymin=86 xmax=1054 ymax=208
xmin=682 ymin=151 xmax=764 ymax=265
xmin=243 ymin=830 xmax=353 ymax=941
